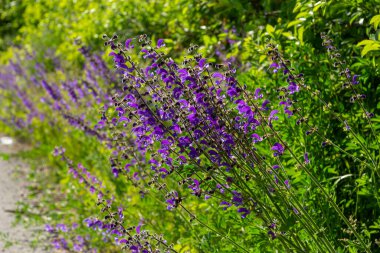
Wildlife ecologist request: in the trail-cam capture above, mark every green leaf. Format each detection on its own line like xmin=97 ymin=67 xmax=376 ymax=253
xmin=281 ymin=32 xmax=293 ymax=38
xmin=298 ymin=26 xmax=304 ymax=45
xmin=266 ymin=24 xmax=274 ymax=34
xmin=287 ymin=20 xmax=303 ymax=28
xmin=295 ymin=11 xmax=309 ymax=19
xmin=357 ymin=40 xmax=374 ymax=46
xmin=313 ymin=1 xmax=325 ymax=12
xmin=370 ymin=14 xmax=380 ymax=30
xmin=361 ymin=42 xmax=380 ymax=56
xmin=349 ymin=13 xmax=361 ymax=25
xmin=259 ymin=55 xmax=266 ymax=63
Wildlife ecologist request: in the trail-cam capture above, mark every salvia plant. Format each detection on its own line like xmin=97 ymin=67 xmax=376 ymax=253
xmin=0 ymin=31 xmax=379 ymax=252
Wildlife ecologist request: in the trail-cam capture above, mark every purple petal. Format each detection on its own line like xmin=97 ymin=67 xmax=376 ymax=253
xmin=136 ymin=224 xmax=141 ymax=234
xmin=199 ymin=58 xmax=206 ymax=68
xmin=157 ymin=39 xmax=165 ymax=48
xmin=212 ymin=72 xmax=224 ymax=79
xmin=125 ymin=39 xmax=134 ymax=50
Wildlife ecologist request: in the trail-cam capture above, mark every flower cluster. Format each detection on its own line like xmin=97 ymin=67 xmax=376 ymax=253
xmin=100 ymin=34 xmax=312 ymax=247
xmin=45 ymin=222 xmax=97 ymax=252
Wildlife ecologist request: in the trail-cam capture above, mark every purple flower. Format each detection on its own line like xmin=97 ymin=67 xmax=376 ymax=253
xmin=189 ymin=179 xmax=202 ymax=197
xmin=136 ymin=224 xmax=142 ymax=234
xmin=284 ymin=179 xmax=290 ymax=189
xmin=284 ymin=109 xmax=293 ymax=117
xmin=199 ymin=58 xmax=207 ymax=68
xmin=231 ymin=191 xmax=243 ymax=206
xmin=227 ymin=87 xmax=239 ymax=98
xmin=157 ymin=39 xmax=165 ymax=48
xmin=45 ymin=224 xmax=55 ymax=233
xmin=304 ymin=152 xmax=310 ymax=164
xmin=119 ymin=239 xmax=128 ymax=244
xmin=269 ymin=110 xmax=279 ymax=122
xmin=271 ymin=143 xmax=284 ymax=157
xmin=237 ymin=208 xmax=250 ymax=218
xmin=53 ymin=146 xmax=65 ymax=157
xmin=220 ymin=201 xmax=232 ymax=210
xmin=261 ymin=100 xmax=270 ymax=111
xmin=352 ymin=74 xmax=360 ymax=85
xmin=73 ymin=244 xmax=83 ymax=251
xmin=251 ymin=133 xmax=263 ymax=143
xmin=254 ymin=88 xmax=263 ymax=100
xmin=166 ymin=191 xmax=179 ymax=210
xmin=112 ymin=167 xmax=119 ymax=177
xmin=344 ymin=120 xmax=350 ymax=131
xmin=56 ymin=223 xmax=68 ymax=232
xmin=269 ymin=62 xmax=281 ymax=73
xmin=268 ymin=231 xmax=276 ymax=239
xmin=288 ymin=82 xmax=299 ymax=94
xmin=125 ymin=38 xmax=134 ymax=50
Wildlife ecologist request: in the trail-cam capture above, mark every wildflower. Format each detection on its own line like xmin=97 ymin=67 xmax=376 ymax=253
xmin=344 ymin=120 xmax=350 ymax=131
xmin=284 ymin=180 xmax=290 ymax=189
xmin=269 ymin=110 xmax=279 ymax=123
xmin=304 ymin=152 xmax=310 ymax=164
xmin=268 ymin=231 xmax=276 ymax=239
xmin=352 ymin=74 xmax=360 ymax=85
xmin=237 ymin=208 xmax=251 ymax=218
xmin=251 ymin=133 xmax=263 ymax=143
xmin=231 ymin=191 xmax=244 ymax=206
xmin=166 ymin=191 xmax=180 ymax=210
xmin=157 ymin=38 xmax=165 ymax=48
xmin=254 ymin=88 xmax=263 ymax=100
xmin=125 ymin=38 xmax=134 ymax=50
xmin=45 ymin=224 xmax=55 ymax=233
xmin=189 ymin=179 xmax=202 ymax=197
xmin=271 ymin=143 xmax=284 ymax=157
xmin=220 ymin=201 xmax=232 ymax=210
xmin=269 ymin=62 xmax=281 ymax=73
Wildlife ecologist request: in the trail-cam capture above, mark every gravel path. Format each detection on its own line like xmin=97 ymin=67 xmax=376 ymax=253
xmin=0 ymin=137 xmax=45 ymax=252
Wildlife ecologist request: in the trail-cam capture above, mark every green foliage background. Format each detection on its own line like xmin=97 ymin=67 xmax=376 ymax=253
xmin=0 ymin=0 xmax=379 ymax=252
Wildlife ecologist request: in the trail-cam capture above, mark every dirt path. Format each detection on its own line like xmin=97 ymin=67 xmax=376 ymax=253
xmin=0 ymin=137 xmax=45 ymax=252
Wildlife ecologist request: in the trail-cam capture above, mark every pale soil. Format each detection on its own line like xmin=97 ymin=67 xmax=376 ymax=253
xmin=0 ymin=137 xmax=46 ymax=253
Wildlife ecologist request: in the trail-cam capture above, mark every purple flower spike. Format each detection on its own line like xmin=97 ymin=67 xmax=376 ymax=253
xmin=271 ymin=143 xmax=284 ymax=157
